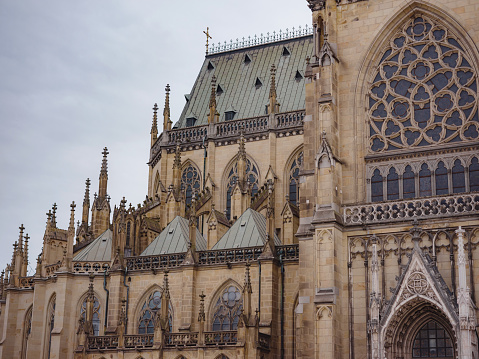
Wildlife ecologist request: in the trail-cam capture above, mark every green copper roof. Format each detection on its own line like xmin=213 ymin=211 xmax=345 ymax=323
xmin=73 ymin=229 xmax=112 ymax=262
xmin=176 ymin=35 xmax=313 ymax=128
xmin=212 ymin=208 xmax=281 ymax=249
xmin=141 ymin=216 xmax=206 ymax=256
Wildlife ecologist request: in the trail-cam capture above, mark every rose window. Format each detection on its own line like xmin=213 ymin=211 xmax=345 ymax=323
xmin=368 ymin=15 xmax=479 ymax=153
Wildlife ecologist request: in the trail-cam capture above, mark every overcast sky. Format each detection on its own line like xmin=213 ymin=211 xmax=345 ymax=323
xmin=0 ymin=1 xmax=311 ymax=274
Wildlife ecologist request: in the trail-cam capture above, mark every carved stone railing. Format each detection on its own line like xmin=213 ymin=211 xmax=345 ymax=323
xmin=126 ymin=253 xmax=186 ymax=271
xmin=73 ymin=261 xmax=110 ymax=273
xmin=44 ymin=261 xmax=62 ymax=276
xmin=258 ymin=332 xmax=271 ymax=350
xmin=197 ymin=247 xmax=264 ymax=265
xmin=168 ymin=125 xmax=208 ymax=145
xmin=343 ymin=192 xmax=479 ymax=225
xmin=216 ymin=116 xmax=269 ymax=138
xmin=124 ymin=334 xmax=153 ymax=348
xmin=19 ymin=276 xmax=35 ymax=289
xmin=87 ymin=335 xmax=119 ymax=350
xmin=165 ymin=332 xmax=198 ymax=347
xmin=275 ymin=110 xmax=304 ymax=129
xmin=204 ymin=331 xmax=238 ymax=345
xmin=277 ymin=244 xmax=300 ymax=260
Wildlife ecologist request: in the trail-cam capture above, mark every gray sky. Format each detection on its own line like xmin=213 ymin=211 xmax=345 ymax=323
xmin=0 ymin=1 xmax=311 ymax=274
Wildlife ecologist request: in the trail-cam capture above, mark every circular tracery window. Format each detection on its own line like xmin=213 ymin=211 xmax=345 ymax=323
xmin=368 ymin=15 xmax=479 ymax=153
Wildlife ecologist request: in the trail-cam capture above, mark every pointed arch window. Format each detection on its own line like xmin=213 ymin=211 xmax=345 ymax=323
xmin=368 ymin=15 xmax=479 ymax=153
xmin=181 ymin=164 xmax=201 ymax=207
xmin=452 ymin=159 xmax=466 ymax=193
xmin=387 ymin=167 xmax=399 ymax=200
xmin=470 ymin=157 xmax=479 ymax=191
xmin=288 ymin=151 xmax=303 ymax=206
xmin=138 ymin=291 xmax=172 ymax=334
xmin=419 ymin=163 xmax=432 ymax=197
xmin=80 ymin=296 xmax=101 ymax=336
xmin=371 ymin=169 xmax=383 ymax=202
xmin=412 ymin=320 xmax=453 ymax=357
xmin=46 ymin=297 xmax=55 ymax=359
xmin=435 ymin=161 xmax=448 ymax=195
xmin=212 ymin=286 xmax=243 ymax=331
xmin=225 ymin=159 xmax=259 ymax=219
xmin=403 ymin=165 xmax=416 ymax=198
xmin=21 ymin=306 xmax=32 ymax=359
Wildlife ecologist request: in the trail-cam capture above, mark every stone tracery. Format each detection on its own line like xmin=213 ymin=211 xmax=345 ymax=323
xmin=368 ymin=15 xmax=479 ymax=153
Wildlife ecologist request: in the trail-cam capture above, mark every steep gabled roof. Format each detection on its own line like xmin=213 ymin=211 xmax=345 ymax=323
xmin=176 ymin=35 xmax=313 ymax=128
xmin=212 ymin=208 xmax=281 ymax=249
xmin=73 ymin=229 xmax=112 ymax=262
xmin=140 ymin=216 xmax=206 ymax=256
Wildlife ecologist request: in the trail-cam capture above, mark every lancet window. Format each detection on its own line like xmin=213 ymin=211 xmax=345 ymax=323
xmin=46 ymin=298 xmax=55 ymax=359
xmin=138 ymin=290 xmax=172 ymax=334
xmin=288 ymin=151 xmax=303 ymax=206
xmin=368 ymin=15 xmax=478 ymax=153
xmin=412 ymin=320 xmax=453 ymax=357
xmin=212 ymin=285 xmax=243 ymax=331
xmin=21 ymin=306 xmax=32 ymax=359
xmin=80 ymin=296 xmax=101 ymax=336
xmin=181 ymin=164 xmax=201 ymax=207
xmin=225 ymin=159 xmax=259 ymax=219
xmin=369 ymin=155 xmax=478 ymax=202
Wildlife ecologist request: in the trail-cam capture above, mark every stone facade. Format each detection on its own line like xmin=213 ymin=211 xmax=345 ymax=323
xmin=1 ymin=0 xmax=479 ymax=358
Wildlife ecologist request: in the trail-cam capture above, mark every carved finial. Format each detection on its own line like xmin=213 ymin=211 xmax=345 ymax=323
xmin=269 ymin=64 xmax=277 ymax=99
xmin=163 ymin=270 xmax=170 ymax=298
xmin=18 ymin=224 xmax=25 ymax=251
xmin=244 ymin=261 xmax=252 ymax=292
xmin=203 ymin=27 xmax=212 ymax=55
xmin=52 ymin=203 xmax=57 ymax=227
xmin=238 ymin=130 xmax=246 ymax=160
xmin=163 ymin=84 xmax=172 ymax=131
xmin=410 ymin=219 xmax=422 ymax=246
xmin=101 ymin=147 xmax=109 ymax=175
xmin=84 ymin=178 xmax=91 ymax=205
xmin=24 ymin=234 xmax=29 ymax=261
xmin=151 ymin=102 xmax=158 ymax=139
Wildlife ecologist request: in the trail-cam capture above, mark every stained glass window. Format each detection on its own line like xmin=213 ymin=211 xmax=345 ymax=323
xmin=212 ymin=286 xmax=243 ymax=331
xmin=289 ymin=152 xmax=303 ymax=206
xmin=470 ymin=157 xmax=479 ymax=191
xmin=403 ymin=165 xmax=416 ymax=198
xmin=181 ymin=164 xmax=201 ymax=207
xmin=452 ymin=159 xmax=465 ymax=193
xmin=419 ymin=163 xmax=432 ymax=197
xmin=371 ymin=169 xmax=384 ymax=202
xmin=47 ymin=298 xmax=55 ymax=359
xmin=138 ymin=291 xmax=172 ymax=334
xmin=225 ymin=159 xmax=259 ymax=219
xmin=412 ymin=320 xmax=453 ymax=357
xmin=368 ymin=15 xmax=478 ymax=153
xmin=435 ymin=161 xmax=449 ymax=195
xmin=387 ymin=167 xmax=399 ymax=200
xmin=80 ymin=296 xmax=101 ymax=336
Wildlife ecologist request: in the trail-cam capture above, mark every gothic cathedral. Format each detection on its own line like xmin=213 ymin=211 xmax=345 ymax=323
xmin=1 ymin=0 xmax=479 ymax=358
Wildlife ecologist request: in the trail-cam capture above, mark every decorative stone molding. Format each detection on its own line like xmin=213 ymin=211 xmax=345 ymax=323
xmin=316 ymin=305 xmax=333 ymax=320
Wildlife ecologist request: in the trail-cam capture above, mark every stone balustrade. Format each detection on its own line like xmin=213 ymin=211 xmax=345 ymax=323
xmin=73 ymin=261 xmax=110 ymax=273
xmin=343 ymin=192 xmax=479 ymax=225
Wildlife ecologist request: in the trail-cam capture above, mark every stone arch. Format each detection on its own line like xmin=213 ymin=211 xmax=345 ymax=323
xmin=214 ymin=355 xmax=229 ymax=359
xmin=181 ymin=159 xmax=202 ymax=206
xmin=221 ymin=154 xmax=260 ymax=219
xmin=283 ymin=145 xmax=303 ymax=206
xmin=381 ymin=297 xmax=457 ymax=359
xmin=44 ymin=293 xmax=56 ymax=359
xmin=76 ymin=290 xmax=103 ymax=336
xmin=21 ymin=305 xmax=33 ymax=359
xmin=133 ymin=284 xmax=173 ymax=333
xmin=208 ymin=279 xmax=244 ymax=331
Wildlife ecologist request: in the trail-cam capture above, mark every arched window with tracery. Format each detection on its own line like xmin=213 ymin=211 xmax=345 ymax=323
xmin=138 ymin=290 xmax=172 ymax=334
xmin=403 ymin=165 xmax=416 ymax=198
xmin=21 ymin=306 xmax=32 ymax=359
xmin=435 ymin=161 xmax=448 ymax=195
xmin=288 ymin=151 xmax=303 ymax=206
xmin=452 ymin=159 xmax=466 ymax=193
xmin=470 ymin=157 xmax=479 ymax=191
xmin=412 ymin=320 xmax=454 ymax=357
xmin=80 ymin=296 xmax=101 ymax=336
xmin=225 ymin=159 xmax=259 ymax=219
xmin=181 ymin=164 xmax=201 ymax=207
xmin=368 ymin=15 xmax=478 ymax=154
xmin=212 ymin=285 xmax=243 ymax=331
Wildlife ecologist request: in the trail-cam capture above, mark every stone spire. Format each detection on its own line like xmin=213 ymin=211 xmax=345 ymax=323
xmin=151 ymin=103 xmax=158 ymax=146
xmin=208 ymin=76 xmax=219 ymax=123
xmin=18 ymin=224 xmax=24 ymax=253
xmin=22 ymin=234 xmax=29 ymax=277
xmin=163 ymin=84 xmax=172 ymax=131
xmin=52 ymin=203 xmax=57 ymax=228
xmin=237 ymin=131 xmax=247 ymax=185
xmin=82 ymin=178 xmax=91 ymax=225
xmin=98 ymin=147 xmax=109 ymax=199
xmin=172 ymin=143 xmax=182 ymax=192
xmin=161 ymin=271 xmax=170 ymax=329
xmin=267 ymin=64 xmax=280 ymax=114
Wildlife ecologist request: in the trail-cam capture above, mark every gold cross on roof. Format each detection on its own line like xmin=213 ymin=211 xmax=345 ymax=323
xmin=203 ymin=27 xmax=212 ymax=55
